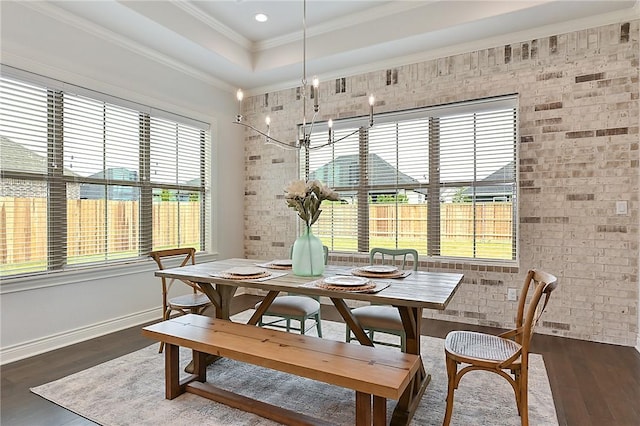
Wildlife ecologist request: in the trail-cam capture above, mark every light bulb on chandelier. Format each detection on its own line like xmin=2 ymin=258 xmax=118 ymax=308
xmin=233 ymin=0 xmax=377 ymax=152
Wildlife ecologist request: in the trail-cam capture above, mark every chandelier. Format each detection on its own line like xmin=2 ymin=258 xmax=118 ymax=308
xmin=233 ymin=0 xmax=376 ymax=151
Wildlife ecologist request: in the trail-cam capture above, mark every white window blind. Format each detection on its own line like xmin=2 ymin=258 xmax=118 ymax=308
xmin=0 ymin=77 xmax=50 ymax=276
xmin=306 ymin=125 xmax=361 ymax=251
xmin=435 ymin=107 xmax=516 ymax=260
xmin=0 ymin=71 xmax=210 ymax=278
xmin=150 ymin=118 xmax=205 ymax=251
xmin=304 ymin=96 xmax=517 ymax=262
xmin=63 ymin=94 xmax=142 ymax=265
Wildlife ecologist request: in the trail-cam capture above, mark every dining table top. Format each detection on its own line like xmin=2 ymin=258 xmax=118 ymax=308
xmin=156 ymin=257 xmax=464 ymax=311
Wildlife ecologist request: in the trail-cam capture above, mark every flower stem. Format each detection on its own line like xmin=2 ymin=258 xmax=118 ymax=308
xmin=306 ymin=225 xmax=314 ymax=274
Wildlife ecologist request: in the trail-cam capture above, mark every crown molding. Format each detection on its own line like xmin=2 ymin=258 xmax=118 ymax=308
xmin=170 ymin=0 xmax=253 ymax=51
xmin=19 ymin=1 xmax=234 ymax=93
xmin=1 ymin=50 xmax=217 ymax=125
xmin=255 ymin=1 xmax=428 ymax=53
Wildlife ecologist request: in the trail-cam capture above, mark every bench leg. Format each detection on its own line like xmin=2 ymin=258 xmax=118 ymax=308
xmin=165 ymin=343 xmax=181 ymax=399
xmin=391 ymin=367 xmax=430 ymax=426
xmin=356 ymin=392 xmax=372 ymax=426
xmin=192 ymin=349 xmax=207 ymax=382
xmin=373 ymin=395 xmax=387 ymax=426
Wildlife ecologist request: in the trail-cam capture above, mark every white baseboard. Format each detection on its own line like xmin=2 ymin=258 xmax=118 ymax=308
xmin=0 ymin=309 xmax=160 ymax=365
xmin=636 ymin=333 xmax=640 ymax=354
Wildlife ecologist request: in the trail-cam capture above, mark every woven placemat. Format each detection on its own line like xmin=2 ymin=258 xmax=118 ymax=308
xmin=315 ymin=280 xmax=377 ymax=292
xmin=255 ymin=262 xmax=292 ymax=270
xmin=299 ymin=279 xmax=391 ymax=294
xmin=351 ymin=268 xmax=406 ymax=279
xmin=212 ymin=271 xmax=272 ymax=280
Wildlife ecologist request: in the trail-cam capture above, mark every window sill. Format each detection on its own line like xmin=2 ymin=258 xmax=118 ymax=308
xmin=327 ymin=250 xmax=518 ymax=273
xmin=0 ymin=251 xmax=219 ymax=295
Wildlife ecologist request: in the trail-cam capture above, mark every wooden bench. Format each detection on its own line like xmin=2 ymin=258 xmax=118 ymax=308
xmin=142 ymin=313 xmax=421 ymax=426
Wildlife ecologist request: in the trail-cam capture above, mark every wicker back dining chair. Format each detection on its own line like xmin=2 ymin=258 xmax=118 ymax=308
xmin=345 ymin=247 xmax=419 ymax=351
xmin=443 ymin=269 xmax=558 ymax=426
xmin=254 ymin=245 xmax=329 ymax=337
xmin=149 ymin=248 xmax=212 ymax=352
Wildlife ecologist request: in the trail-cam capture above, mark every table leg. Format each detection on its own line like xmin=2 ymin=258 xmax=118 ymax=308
xmin=184 ymin=282 xmax=238 ymax=373
xmin=391 ymin=306 xmax=429 ymax=426
xmin=214 ymin=283 xmax=238 ymax=320
xmin=330 ymin=298 xmax=374 ymax=347
xmin=247 ymin=291 xmax=280 ymax=325
xmin=398 ymin=306 xmax=421 ymax=354
xmin=193 ymin=281 xmax=220 ymax=311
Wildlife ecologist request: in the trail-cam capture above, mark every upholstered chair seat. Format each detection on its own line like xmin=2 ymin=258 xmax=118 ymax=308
xmin=346 ymin=247 xmax=419 ymax=351
xmin=255 ymin=245 xmax=328 ymax=337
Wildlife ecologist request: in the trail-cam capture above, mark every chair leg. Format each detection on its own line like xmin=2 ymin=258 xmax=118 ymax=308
xmin=400 ymin=332 xmax=406 ymax=352
xmin=443 ymin=355 xmax=457 ymax=426
xmin=513 ymin=369 xmax=522 ymax=415
xmin=300 ymin=317 xmax=306 ymax=335
xmin=519 ymin=369 xmax=529 ymax=426
xmin=345 ymin=324 xmax=352 ymax=343
xmin=315 ymin=312 xmax=322 ymax=338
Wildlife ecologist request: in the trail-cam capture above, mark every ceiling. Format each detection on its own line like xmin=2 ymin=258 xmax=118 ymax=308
xmin=32 ymin=1 xmax=638 ymax=93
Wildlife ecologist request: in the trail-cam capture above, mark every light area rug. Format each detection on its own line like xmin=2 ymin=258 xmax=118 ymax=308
xmin=31 ymin=311 xmax=558 ymax=426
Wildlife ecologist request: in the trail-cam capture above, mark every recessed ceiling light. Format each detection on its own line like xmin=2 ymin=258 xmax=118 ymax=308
xmin=255 ymin=13 xmax=268 ymax=23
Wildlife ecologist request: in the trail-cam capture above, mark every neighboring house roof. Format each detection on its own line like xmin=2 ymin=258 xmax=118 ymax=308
xmin=0 ymin=136 xmax=78 ymax=176
xmin=79 ymin=167 xmax=138 ymax=200
xmin=310 ymin=153 xmax=422 ymax=189
xmin=185 ymin=177 xmax=201 ymax=187
xmin=461 ymin=160 xmax=515 ymax=199
xmin=1 ymin=136 xmax=49 ymax=174
xmin=83 ymin=167 xmax=138 ymax=181
xmin=80 ymin=168 xmax=201 ymax=200
xmin=482 ymin=160 xmax=515 ymax=182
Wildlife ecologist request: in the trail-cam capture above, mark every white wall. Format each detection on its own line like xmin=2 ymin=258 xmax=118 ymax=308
xmin=0 ymin=2 xmax=245 ymax=364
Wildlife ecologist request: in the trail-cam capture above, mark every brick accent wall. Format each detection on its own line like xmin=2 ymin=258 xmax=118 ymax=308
xmin=241 ymin=21 xmax=639 ymax=346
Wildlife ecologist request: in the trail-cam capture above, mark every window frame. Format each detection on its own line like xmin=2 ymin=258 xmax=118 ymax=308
xmin=302 ymin=95 xmax=518 ymax=263
xmin=0 ymin=67 xmax=211 ymax=278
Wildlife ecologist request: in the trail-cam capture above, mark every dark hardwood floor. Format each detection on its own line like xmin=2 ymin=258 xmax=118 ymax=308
xmin=2 ymin=294 xmax=639 ymax=426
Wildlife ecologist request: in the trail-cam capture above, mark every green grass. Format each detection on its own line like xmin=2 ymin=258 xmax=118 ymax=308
xmin=318 ymin=236 xmax=513 ymax=260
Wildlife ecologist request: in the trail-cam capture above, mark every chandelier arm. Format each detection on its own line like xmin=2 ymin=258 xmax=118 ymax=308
xmin=307 ymin=127 xmax=361 ymax=151
xmin=333 ymin=127 xmax=361 ymax=143
xmin=306 ymin=111 xmax=319 ymax=138
xmin=233 ymin=121 xmax=300 ymax=150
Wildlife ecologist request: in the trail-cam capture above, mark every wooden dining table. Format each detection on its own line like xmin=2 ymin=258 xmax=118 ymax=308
xmin=155 ymin=257 xmax=463 ymax=425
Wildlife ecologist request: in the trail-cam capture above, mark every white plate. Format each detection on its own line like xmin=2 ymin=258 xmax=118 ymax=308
xmin=360 ymin=265 xmax=398 ymax=274
xmin=225 ymin=266 xmax=267 ymax=276
xmin=324 ymin=276 xmax=370 ymax=287
xmin=271 ymin=259 xmax=293 ymax=267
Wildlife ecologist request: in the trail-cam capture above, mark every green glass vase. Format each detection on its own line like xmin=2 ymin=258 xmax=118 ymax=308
xmin=292 ymin=225 xmax=325 ymax=276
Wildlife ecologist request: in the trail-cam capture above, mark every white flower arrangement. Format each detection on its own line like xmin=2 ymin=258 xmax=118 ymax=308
xmin=284 ymin=179 xmax=340 ymax=228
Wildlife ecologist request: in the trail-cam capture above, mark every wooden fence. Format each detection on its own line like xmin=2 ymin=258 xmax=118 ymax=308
xmin=0 ymin=198 xmax=201 ymax=266
xmin=316 ymin=203 xmax=513 ymax=241
xmin=1 ymin=198 xmax=511 ymax=267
